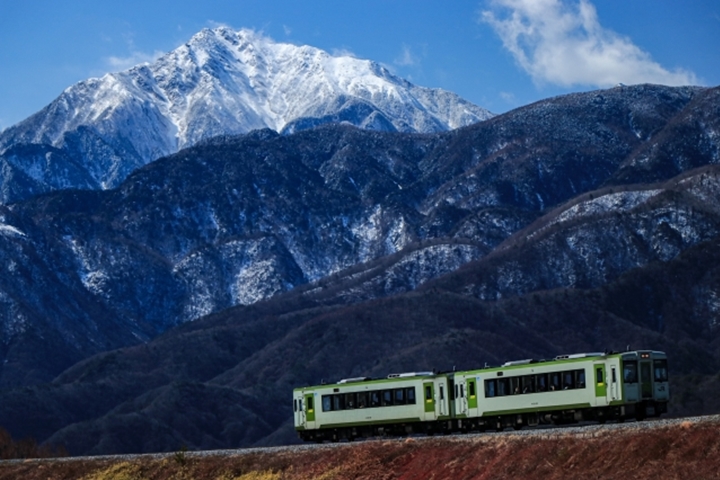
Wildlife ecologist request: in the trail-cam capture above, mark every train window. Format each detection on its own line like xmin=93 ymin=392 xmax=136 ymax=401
xmin=485 ymin=379 xmax=497 ymax=398
xmin=550 ymin=372 xmax=561 ymax=391
xmin=510 ymin=377 xmax=520 ymax=395
xmin=612 ymin=367 xmax=617 ymax=383
xmin=345 ymin=393 xmax=356 ymax=409
xmin=322 ymin=395 xmax=333 ymax=412
xmin=577 ymin=370 xmax=586 ymax=388
xmin=498 ymin=378 xmax=509 ymax=396
xmin=440 ymin=385 xmax=445 ymax=401
xmin=624 ymin=361 xmax=638 ymax=384
xmin=307 ymin=396 xmax=314 ymax=412
xmin=357 ymin=391 xmax=368 ymax=408
xmin=293 ymin=399 xmax=297 ymax=412
xmin=469 ymin=381 xmax=476 ymax=397
xmin=460 ymin=384 xmax=465 ymax=398
xmin=407 ymin=387 xmax=416 ymax=404
xmin=654 ymin=360 xmax=668 ymax=382
xmin=382 ymin=390 xmax=393 ymax=406
xmin=333 ymin=395 xmax=344 ymax=411
xmin=596 ymin=368 xmax=604 ymax=385
xmin=425 ymin=386 xmax=432 ymax=401
xmin=370 ymin=391 xmax=381 ymax=407
xmin=563 ymin=372 xmax=575 ymax=390
xmin=522 ymin=376 xmax=535 ymax=394
xmin=537 ymin=374 xmax=548 ymax=392
xmin=395 ymin=388 xmax=406 ymax=405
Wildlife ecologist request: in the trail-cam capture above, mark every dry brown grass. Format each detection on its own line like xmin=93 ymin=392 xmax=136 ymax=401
xmin=1 ymin=421 xmax=720 ymax=480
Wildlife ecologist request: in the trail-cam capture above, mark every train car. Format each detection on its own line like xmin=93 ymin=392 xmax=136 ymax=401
xmin=293 ymin=372 xmax=452 ymax=441
xmin=452 ymin=350 xmax=669 ymax=431
xmin=293 ymin=350 xmax=669 ymax=441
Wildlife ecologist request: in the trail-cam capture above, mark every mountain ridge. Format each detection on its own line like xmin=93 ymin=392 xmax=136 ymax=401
xmin=0 ymin=84 xmax=717 ymax=391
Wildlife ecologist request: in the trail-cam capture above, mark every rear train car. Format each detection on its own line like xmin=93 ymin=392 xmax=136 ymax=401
xmin=293 ymin=372 xmax=452 ymax=441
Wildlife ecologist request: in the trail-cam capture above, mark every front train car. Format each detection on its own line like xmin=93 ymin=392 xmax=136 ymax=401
xmin=451 ymin=350 xmax=669 ymax=431
xmin=293 ymin=372 xmax=452 ymax=442
xmin=620 ymin=350 xmax=669 ymax=419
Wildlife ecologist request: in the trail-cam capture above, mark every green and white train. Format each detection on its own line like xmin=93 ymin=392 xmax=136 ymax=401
xmin=293 ymin=350 xmax=669 ymax=441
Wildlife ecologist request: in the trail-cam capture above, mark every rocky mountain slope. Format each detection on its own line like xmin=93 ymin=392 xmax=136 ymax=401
xmin=1 ymin=184 xmax=720 ymax=453
xmin=0 ymin=84 xmax=718 ymax=391
xmin=0 ymin=27 xmax=492 ymax=204
xmin=0 ymin=148 xmax=720 ymax=454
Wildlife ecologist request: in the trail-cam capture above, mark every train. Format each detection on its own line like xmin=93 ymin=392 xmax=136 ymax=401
xmin=292 ymin=350 xmax=669 ymax=442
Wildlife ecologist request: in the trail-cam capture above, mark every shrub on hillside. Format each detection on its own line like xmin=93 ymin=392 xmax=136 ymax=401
xmin=0 ymin=426 xmax=66 ymax=459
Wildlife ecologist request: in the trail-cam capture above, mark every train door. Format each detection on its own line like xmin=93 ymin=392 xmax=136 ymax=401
xmin=609 ymin=365 xmax=619 ymax=401
xmin=447 ymin=377 xmax=456 ymax=418
xmin=438 ymin=381 xmax=448 ymax=417
xmin=455 ymin=378 xmax=468 ymax=417
xmin=423 ymin=382 xmax=436 ymax=420
xmin=304 ymin=393 xmax=316 ymax=429
xmin=467 ymin=378 xmax=478 ymax=411
xmin=293 ymin=392 xmax=305 ymax=429
xmin=594 ymin=363 xmax=608 ymax=406
xmin=640 ymin=361 xmax=653 ymax=399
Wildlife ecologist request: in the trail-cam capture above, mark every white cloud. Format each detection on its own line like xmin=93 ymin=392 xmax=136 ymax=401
xmin=105 ymin=50 xmax=165 ymax=71
xmin=207 ymin=20 xmax=232 ymax=29
xmin=500 ymin=91 xmax=517 ymax=103
xmin=332 ymin=48 xmax=357 ymax=58
xmin=394 ymin=45 xmax=419 ymax=67
xmin=283 ymin=25 xmax=292 ymax=36
xmin=481 ymin=0 xmax=699 ymax=88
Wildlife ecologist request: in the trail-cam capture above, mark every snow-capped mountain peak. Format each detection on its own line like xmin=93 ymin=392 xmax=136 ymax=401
xmin=0 ymin=27 xmax=493 ymax=203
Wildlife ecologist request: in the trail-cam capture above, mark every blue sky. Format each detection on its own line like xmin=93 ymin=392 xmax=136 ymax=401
xmin=1 ymin=0 xmax=718 ymax=131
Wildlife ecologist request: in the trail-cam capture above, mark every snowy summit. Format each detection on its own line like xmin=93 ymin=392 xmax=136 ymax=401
xmin=0 ymin=27 xmax=493 ymax=201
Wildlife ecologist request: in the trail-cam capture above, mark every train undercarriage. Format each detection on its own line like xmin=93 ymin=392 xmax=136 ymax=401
xmin=298 ymin=400 xmax=667 ymax=443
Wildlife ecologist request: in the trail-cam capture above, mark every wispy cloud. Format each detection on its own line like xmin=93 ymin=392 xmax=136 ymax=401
xmin=499 ymin=91 xmax=516 ymax=103
xmin=481 ymin=0 xmax=699 ymax=88
xmin=105 ymin=50 xmax=165 ymax=71
xmin=283 ymin=25 xmax=292 ymax=36
xmin=332 ymin=48 xmax=357 ymax=58
xmin=101 ymin=28 xmax=165 ymax=71
xmin=394 ymin=44 xmax=419 ymax=67
xmin=207 ymin=20 xmax=232 ymax=29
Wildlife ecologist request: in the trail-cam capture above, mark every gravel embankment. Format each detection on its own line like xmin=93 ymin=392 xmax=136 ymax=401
xmin=1 ymin=415 xmax=719 ymax=480
xmin=4 ymin=413 xmax=719 ymax=464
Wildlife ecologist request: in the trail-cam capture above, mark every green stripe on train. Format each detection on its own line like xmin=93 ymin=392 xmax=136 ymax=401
xmin=481 ymin=402 xmax=593 ymax=417
xmin=316 ymin=417 xmax=423 ymax=429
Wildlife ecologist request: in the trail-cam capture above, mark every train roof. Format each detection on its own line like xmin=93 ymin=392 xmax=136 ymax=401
xmin=293 ymin=350 xmax=667 ymax=391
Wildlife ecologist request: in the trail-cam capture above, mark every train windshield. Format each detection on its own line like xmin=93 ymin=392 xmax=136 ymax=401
xmin=654 ymin=359 xmax=668 ymax=382
xmin=623 ymin=360 xmax=638 ymax=384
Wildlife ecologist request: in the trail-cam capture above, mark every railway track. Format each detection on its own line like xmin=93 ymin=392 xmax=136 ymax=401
xmin=2 ymin=413 xmax=718 ymax=465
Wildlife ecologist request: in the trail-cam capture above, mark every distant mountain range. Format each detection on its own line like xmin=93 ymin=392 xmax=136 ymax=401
xmin=0 ymin=27 xmax=492 ymax=204
xmin=0 ymin=82 xmax=717 ymax=392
